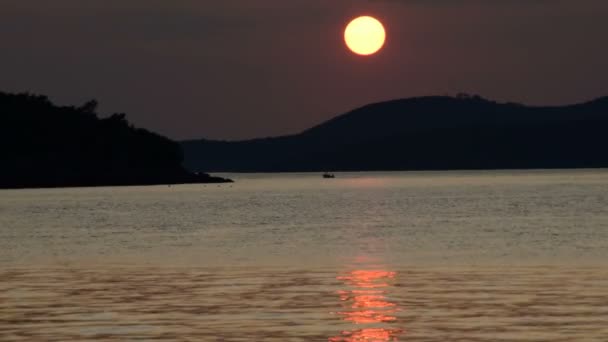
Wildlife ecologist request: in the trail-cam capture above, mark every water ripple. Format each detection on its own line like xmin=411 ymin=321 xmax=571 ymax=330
xmin=1 ymin=267 xmax=607 ymax=341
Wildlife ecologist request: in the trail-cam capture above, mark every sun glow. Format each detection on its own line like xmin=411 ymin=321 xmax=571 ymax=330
xmin=344 ymin=16 xmax=386 ymax=56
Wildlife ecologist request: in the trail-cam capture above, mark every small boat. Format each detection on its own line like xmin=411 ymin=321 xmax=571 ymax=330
xmin=323 ymin=172 xmax=335 ymax=179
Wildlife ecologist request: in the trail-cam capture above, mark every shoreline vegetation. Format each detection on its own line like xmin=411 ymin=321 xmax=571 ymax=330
xmin=4 ymin=91 xmax=608 ymax=189
xmin=0 ymin=92 xmax=232 ymax=189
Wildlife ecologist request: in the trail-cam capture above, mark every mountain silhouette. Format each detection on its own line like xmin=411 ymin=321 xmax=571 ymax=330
xmin=182 ymin=94 xmax=608 ymax=172
xmin=0 ymin=92 xmax=231 ymax=189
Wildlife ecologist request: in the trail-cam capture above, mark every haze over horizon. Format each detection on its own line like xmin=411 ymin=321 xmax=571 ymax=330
xmin=2 ymin=0 xmax=607 ymax=140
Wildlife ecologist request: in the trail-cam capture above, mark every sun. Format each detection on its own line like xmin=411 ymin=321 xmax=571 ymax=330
xmin=344 ymin=16 xmax=386 ymax=56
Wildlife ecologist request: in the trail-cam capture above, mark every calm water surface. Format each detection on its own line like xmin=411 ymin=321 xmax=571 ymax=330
xmin=1 ymin=170 xmax=607 ymax=341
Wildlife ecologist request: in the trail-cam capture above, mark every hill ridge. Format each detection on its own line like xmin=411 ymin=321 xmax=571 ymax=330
xmin=182 ymin=94 xmax=608 ymax=172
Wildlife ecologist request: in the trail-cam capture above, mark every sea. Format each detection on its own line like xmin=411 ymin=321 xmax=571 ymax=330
xmin=1 ymin=170 xmax=607 ymax=341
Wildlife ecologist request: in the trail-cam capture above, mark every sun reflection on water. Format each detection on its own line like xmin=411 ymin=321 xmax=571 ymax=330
xmin=329 ymin=270 xmax=403 ymax=341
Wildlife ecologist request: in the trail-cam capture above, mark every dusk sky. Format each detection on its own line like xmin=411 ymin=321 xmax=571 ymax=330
xmin=2 ymin=0 xmax=607 ymax=140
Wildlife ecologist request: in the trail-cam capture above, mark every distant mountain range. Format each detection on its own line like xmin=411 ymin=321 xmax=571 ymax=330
xmin=182 ymin=95 xmax=608 ymax=172
xmin=0 ymin=92 xmax=231 ymax=189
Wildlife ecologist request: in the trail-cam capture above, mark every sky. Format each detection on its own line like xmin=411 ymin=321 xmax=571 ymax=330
xmin=2 ymin=0 xmax=607 ymax=140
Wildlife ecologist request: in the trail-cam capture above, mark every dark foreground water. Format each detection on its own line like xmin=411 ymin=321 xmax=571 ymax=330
xmin=1 ymin=170 xmax=607 ymax=341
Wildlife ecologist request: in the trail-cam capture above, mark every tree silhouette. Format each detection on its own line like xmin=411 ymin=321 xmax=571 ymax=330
xmin=0 ymin=92 xmax=231 ymax=188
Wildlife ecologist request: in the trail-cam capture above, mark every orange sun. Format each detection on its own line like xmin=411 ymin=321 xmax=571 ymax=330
xmin=344 ymin=16 xmax=386 ymax=56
